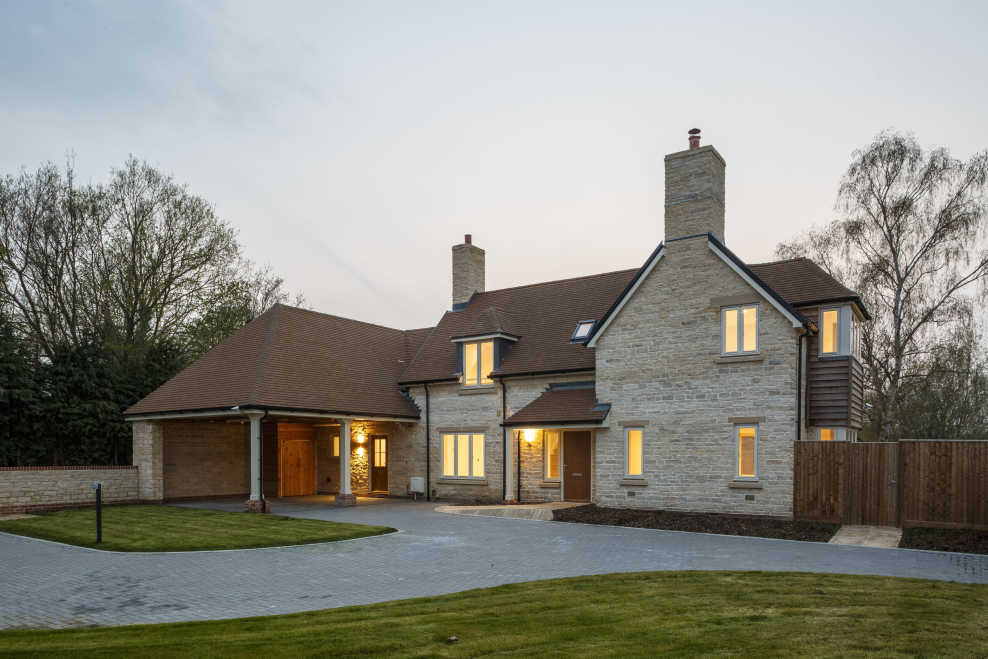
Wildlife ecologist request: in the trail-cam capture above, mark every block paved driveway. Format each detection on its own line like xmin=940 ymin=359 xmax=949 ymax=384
xmin=2 ymin=497 xmax=986 ymax=629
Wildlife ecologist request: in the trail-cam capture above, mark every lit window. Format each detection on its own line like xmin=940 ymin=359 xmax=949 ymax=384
xmin=544 ymin=430 xmax=560 ymax=480
xmin=736 ymin=425 xmax=757 ymax=479
xmin=571 ymin=320 xmax=595 ymax=342
xmin=819 ymin=428 xmax=847 ymax=442
xmin=625 ymin=428 xmax=644 ymax=477
xmin=333 ymin=436 xmax=339 ymax=457
xmin=722 ymin=305 xmax=758 ymax=355
xmin=374 ymin=437 xmax=386 ymax=466
xmin=462 ymin=341 xmax=494 ymax=386
xmin=821 ymin=306 xmax=859 ymax=357
xmin=442 ymin=433 xmax=484 ymax=478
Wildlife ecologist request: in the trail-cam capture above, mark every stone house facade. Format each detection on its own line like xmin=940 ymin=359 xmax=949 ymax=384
xmin=125 ymin=130 xmax=868 ymax=518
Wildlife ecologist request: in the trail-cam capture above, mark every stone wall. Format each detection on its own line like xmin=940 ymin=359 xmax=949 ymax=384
xmin=517 ymin=429 xmax=561 ymax=503
xmin=161 ymin=421 xmax=249 ymax=499
xmin=132 ymin=421 xmax=163 ymax=501
xmin=593 ymin=236 xmax=798 ymax=517
xmin=408 ymin=373 xmax=590 ymax=503
xmin=0 ymin=466 xmax=140 ymax=513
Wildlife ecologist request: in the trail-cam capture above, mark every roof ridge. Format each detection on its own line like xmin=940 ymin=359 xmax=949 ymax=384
xmin=274 ymin=303 xmax=407 ymax=334
xmin=749 ymin=256 xmax=813 ymax=266
xmin=477 ymin=267 xmax=639 ymax=297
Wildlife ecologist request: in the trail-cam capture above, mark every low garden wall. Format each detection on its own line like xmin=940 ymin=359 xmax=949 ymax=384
xmin=0 ymin=466 xmax=140 ymax=514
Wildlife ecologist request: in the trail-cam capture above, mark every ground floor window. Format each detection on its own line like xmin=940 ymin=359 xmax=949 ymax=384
xmin=818 ymin=428 xmax=856 ymax=442
xmin=736 ymin=425 xmax=757 ymax=479
xmin=332 ymin=435 xmax=339 ymax=456
xmin=625 ymin=427 xmax=644 ymax=477
xmin=442 ymin=433 xmax=484 ymax=478
xmin=544 ymin=430 xmax=560 ymax=480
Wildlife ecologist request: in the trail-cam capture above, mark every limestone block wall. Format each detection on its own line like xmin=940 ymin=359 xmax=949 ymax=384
xmin=132 ymin=421 xmax=163 ymax=501
xmin=517 ymin=429 xmax=561 ymax=503
xmin=408 ymin=373 xmax=590 ymax=503
xmin=386 ymin=416 xmax=426 ymax=498
xmin=594 ymin=236 xmax=798 ymax=517
xmin=0 ymin=466 xmax=140 ymax=513
xmin=161 ymin=421 xmax=249 ymax=500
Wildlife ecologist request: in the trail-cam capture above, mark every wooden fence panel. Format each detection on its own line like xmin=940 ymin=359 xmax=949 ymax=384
xmin=794 ymin=441 xmax=845 ymax=523
xmin=843 ymin=442 xmax=897 ymax=526
xmin=900 ymin=441 xmax=988 ymax=529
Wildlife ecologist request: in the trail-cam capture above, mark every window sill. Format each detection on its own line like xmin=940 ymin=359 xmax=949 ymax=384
xmin=818 ymin=354 xmax=850 ymax=361
xmin=437 ymin=478 xmax=489 ymax=486
xmin=728 ymin=480 xmax=763 ymax=490
xmin=619 ymin=479 xmax=648 ymax=487
xmin=539 ymin=481 xmax=561 ymax=489
xmin=715 ymin=354 xmax=764 ymax=364
xmin=458 ymin=386 xmax=497 ymax=396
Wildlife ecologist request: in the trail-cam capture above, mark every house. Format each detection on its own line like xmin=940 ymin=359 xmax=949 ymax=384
xmin=125 ymin=130 xmax=868 ymax=516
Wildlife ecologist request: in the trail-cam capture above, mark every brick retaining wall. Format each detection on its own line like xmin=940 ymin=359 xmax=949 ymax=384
xmin=0 ymin=466 xmax=140 ymax=514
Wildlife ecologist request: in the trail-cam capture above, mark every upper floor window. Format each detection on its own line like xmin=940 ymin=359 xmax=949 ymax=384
xmin=722 ymin=305 xmax=758 ymax=355
xmin=820 ymin=306 xmax=861 ymax=358
xmin=463 ymin=340 xmax=494 ymax=386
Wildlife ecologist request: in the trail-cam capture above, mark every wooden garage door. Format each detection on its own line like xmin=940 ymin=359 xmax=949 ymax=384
xmin=278 ymin=424 xmax=316 ymax=497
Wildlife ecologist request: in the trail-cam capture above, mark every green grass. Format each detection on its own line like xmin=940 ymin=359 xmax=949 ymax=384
xmin=0 ymin=572 xmax=985 ymax=657
xmin=0 ymin=505 xmax=393 ymax=552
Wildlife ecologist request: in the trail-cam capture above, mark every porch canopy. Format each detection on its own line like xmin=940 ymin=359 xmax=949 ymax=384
xmin=125 ymin=304 xmax=428 ymax=506
xmin=502 ymin=384 xmax=610 ymax=428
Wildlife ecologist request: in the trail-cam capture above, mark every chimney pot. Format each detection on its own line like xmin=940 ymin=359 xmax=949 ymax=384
xmin=688 ymin=128 xmax=701 ymax=150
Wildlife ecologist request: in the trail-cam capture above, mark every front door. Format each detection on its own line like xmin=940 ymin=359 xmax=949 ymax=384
xmin=563 ymin=431 xmax=591 ymax=501
xmin=279 ymin=436 xmax=315 ymax=497
xmin=371 ymin=436 xmax=388 ymax=492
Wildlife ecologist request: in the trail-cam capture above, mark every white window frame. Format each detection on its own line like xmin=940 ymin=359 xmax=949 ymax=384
xmin=820 ymin=305 xmax=853 ymax=357
xmin=441 ymin=432 xmax=485 ymax=479
xmin=543 ymin=430 xmax=560 ymax=481
xmin=735 ymin=424 xmax=758 ymax=481
xmin=461 ymin=340 xmax=494 ymax=388
xmin=721 ymin=304 xmax=759 ymax=355
xmin=624 ymin=427 xmax=644 ymax=478
xmin=818 ymin=427 xmax=848 ymax=442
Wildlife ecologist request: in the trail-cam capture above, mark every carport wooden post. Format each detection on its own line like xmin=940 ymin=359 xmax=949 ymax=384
xmin=245 ymin=411 xmax=267 ymax=512
xmin=336 ymin=419 xmax=356 ymax=506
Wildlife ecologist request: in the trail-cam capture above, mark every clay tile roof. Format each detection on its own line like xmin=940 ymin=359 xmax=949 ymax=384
xmin=503 ymin=386 xmax=608 ymax=426
xmin=125 ymin=304 xmax=426 ymax=419
xmin=399 ymin=269 xmax=638 ymax=384
xmin=748 ymin=257 xmax=859 ymax=306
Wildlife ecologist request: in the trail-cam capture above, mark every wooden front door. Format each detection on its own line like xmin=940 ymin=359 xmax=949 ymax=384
xmin=563 ymin=431 xmax=591 ymax=501
xmin=371 ymin=436 xmax=388 ymax=492
xmin=278 ymin=430 xmax=316 ymax=497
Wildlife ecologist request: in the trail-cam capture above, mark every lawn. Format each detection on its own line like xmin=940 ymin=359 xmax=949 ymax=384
xmin=0 ymin=505 xmax=393 ymax=551
xmin=0 ymin=572 xmax=985 ymax=657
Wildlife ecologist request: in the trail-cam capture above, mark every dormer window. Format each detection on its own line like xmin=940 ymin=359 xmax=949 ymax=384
xmin=722 ymin=304 xmax=758 ymax=355
xmin=571 ymin=320 xmax=595 ymax=343
xmin=463 ymin=340 xmax=494 ymax=387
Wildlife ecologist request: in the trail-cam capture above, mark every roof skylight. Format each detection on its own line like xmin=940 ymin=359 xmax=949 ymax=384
xmin=571 ymin=320 xmax=595 ymax=342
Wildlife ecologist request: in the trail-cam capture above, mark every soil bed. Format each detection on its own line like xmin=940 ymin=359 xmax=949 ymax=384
xmin=553 ymin=504 xmax=838 ymax=542
xmin=899 ymin=527 xmax=988 ymax=555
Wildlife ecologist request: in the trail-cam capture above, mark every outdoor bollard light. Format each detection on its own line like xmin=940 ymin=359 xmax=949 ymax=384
xmin=92 ymin=482 xmax=103 ymax=544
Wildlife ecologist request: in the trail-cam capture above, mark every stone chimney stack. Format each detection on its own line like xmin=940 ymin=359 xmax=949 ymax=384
xmin=451 ymin=234 xmax=485 ymax=309
xmin=664 ymin=128 xmax=726 ymax=243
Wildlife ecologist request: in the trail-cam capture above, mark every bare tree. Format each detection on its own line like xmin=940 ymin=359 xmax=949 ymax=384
xmin=778 ymin=131 xmax=988 ymax=439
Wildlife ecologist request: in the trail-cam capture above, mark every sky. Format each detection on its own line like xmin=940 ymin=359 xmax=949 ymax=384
xmin=3 ymin=0 xmax=987 ymax=329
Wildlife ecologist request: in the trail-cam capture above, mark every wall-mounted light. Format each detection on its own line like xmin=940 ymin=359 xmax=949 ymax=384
xmin=357 ymin=434 xmax=366 ymax=444
xmin=522 ymin=429 xmax=537 ymax=443
xmin=356 ymin=446 xmax=365 ymax=457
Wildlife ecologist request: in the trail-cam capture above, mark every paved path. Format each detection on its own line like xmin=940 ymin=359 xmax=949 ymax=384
xmin=830 ymin=525 xmax=903 ymax=548
xmin=1 ymin=497 xmax=986 ymax=629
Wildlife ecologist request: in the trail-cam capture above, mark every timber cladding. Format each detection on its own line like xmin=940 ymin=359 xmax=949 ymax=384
xmin=794 ymin=440 xmax=988 ymax=529
xmin=801 ymin=306 xmax=865 ymax=429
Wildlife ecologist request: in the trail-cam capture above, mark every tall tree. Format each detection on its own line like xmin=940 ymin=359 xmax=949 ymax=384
xmin=778 ymin=131 xmax=988 ymax=439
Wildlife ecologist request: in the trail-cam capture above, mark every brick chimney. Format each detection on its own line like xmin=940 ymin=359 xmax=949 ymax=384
xmin=664 ymin=128 xmax=726 ymax=242
xmin=451 ymin=234 xmax=484 ymax=309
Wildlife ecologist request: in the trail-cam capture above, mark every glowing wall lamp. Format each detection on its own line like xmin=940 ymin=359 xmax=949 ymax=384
xmin=522 ymin=429 xmax=537 ymax=443
xmin=357 ymin=434 xmax=366 ymax=444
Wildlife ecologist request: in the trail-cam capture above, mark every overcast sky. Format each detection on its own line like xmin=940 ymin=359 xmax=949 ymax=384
xmin=3 ymin=1 xmax=987 ymax=329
